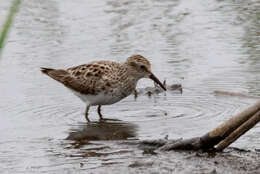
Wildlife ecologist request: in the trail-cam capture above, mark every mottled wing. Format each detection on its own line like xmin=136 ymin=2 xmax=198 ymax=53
xmin=41 ymin=61 xmax=125 ymax=95
xmin=65 ymin=61 xmax=120 ymax=94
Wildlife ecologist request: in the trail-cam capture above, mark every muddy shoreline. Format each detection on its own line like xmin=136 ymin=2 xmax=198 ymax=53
xmin=65 ymin=119 xmax=259 ymax=173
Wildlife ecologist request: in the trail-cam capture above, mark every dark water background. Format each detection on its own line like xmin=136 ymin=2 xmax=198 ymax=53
xmin=0 ymin=0 xmax=259 ymax=173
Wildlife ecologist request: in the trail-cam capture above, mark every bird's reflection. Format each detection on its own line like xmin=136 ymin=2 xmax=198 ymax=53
xmin=66 ymin=119 xmax=137 ymax=141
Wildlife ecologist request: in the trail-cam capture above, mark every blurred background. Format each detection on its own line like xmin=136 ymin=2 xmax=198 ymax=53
xmin=0 ymin=0 xmax=259 ymax=173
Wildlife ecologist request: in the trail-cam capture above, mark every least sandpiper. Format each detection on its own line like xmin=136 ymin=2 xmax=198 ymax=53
xmin=41 ymin=55 xmax=166 ymax=121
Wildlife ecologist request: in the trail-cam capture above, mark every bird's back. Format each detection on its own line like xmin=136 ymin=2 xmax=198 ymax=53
xmin=41 ymin=61 xmax=136 ymax=99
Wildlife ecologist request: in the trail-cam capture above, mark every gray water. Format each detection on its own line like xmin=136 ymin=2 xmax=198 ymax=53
xmin=0 ymin=0 xmax=259 ymax=173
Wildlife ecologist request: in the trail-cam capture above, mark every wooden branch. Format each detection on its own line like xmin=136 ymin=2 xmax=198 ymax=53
xmin=216 ymin=110 xmax=260 ymax=151
xmin=140 ymin=100 xmax=260 ymax=151
xmin=206 ymin=100 xmax=260 ymax=143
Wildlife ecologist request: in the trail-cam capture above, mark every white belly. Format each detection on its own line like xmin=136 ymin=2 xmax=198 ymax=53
xmin=70 ymin=90 xmax=125 ymax=106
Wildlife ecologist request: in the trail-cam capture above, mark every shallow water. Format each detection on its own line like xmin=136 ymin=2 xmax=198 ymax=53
xmin=0 ymin=0 xmax=259 ymax=173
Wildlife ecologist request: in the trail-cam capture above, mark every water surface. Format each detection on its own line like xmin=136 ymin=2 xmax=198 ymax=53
xmin=0 ymin=0 xmax=259 ymax=173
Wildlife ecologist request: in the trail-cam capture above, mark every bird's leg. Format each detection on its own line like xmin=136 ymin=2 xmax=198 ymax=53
xmin=134 ymin=89 xmax=138 ymax=99
xmin=85 ymin=105 xmax=90 ymax=122
xmin=97 ymin=105 xmax=104 ymax=120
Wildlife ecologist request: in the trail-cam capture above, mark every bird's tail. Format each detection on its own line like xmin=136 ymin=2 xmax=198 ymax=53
xmin=40 ymin=67 xmax=70 ymax=84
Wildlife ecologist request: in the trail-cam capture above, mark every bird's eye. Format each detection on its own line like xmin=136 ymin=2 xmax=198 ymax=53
xmin=140 ymin=65 xmax=146 ymax=70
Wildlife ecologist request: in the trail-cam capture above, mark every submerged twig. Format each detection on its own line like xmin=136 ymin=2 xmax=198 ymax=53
xmin=214 ymin=90 xmax=260 ymax=99
xmin=134 ymin=80 xmax=182 ymax=97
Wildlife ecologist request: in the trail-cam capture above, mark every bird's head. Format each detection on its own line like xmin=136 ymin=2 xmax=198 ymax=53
xmin=125 ymin=55 xmax=166 ymax=91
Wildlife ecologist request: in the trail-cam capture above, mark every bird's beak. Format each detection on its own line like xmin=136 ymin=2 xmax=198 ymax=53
xmin=149 ymin=72 xmax=166 ymax=91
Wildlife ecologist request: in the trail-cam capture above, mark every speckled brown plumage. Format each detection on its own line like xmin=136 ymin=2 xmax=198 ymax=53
xmin=41 ymin=55 xmax=166 ymax=121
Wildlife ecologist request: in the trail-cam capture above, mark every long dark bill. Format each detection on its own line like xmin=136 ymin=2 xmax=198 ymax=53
xmin=149 ymin=73 xmax=166 ymax=91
